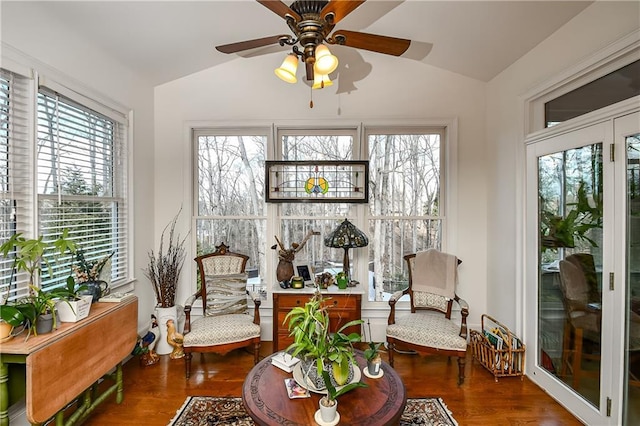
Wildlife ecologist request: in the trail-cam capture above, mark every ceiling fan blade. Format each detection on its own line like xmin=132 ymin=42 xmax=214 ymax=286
xmin=321 ymin=0 xmax=366 ymax=24
xmin=256 ymin=0 xmax=301 ymax=22
xmin=216 ymin=35 xmax=287 ymax=54
xmin=332 ymin=30 xmax=411 ymax=56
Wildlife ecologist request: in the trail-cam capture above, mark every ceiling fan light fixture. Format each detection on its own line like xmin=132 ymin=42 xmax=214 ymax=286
xmin=314 ymin=44 xmax=338 ymax=74
xmin=312 ymin=72 xmax=333 ymax=90
xmin=274 ymin=54 xmax=299 ymax=83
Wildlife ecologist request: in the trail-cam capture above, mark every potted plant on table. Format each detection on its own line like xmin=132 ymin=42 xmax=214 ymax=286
xmin=0 ymin=230 xmax=76 ymax=338
xmin=51 ymin=276 xmax=91 ymax=323
xmin=284 ymin=291 xmax=367 ymax=423
xmin=71 ymin=247 xmax=113 ymax=303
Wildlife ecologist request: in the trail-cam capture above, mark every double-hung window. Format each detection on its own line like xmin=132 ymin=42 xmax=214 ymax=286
xmin=193 ymin=129 xmax=267 ymax=293
xmin=36 ymin=88 xmax=129 ymax=290
xmin=0 ymin=66 xmax=130 ymax=298
xmin=192 ymin=124 xmax=448 ymax=302
xmin=0 ymin=69 xmax=30 ymax=300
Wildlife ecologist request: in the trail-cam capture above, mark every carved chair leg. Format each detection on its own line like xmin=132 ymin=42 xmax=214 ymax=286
xmin=388 ymin=341 xmax=395 ymax=367
xmin=185 ymin=352 xmax=192 ymax=379
xmin=457 ymin=356 xmax=465 ymax=385
xmin=254 ymin=342 xmax=260 ymax=365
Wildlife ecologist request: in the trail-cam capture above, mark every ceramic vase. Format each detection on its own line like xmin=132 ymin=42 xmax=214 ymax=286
xmin=155 ymin=305 xmax=177 ymax=355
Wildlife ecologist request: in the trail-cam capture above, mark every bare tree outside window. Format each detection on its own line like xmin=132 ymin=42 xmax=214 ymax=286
xmin=195 ymin=133 xmax=266 ymax=292
xmin=368 ymin=132 xmax=443 ymax=301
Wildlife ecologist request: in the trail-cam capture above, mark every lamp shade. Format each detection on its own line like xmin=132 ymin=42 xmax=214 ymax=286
xmin=325 ymin=219 xmax=368 ymax=280
xmin=312 ymin=72 xmax=333 ymax=90
xmin=324 ymin=219 xmax=369 ymax=249
xmin=314 ymin=44 xmax=338 ymax=75
xmin=274 ymin=54 xmax=298 ymax=83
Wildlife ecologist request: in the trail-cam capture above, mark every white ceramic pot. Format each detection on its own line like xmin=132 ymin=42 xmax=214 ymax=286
xmin=155 ymin=305 xmax=177 ymax=355
xmin=319 ymin=396 xmax=338 ymax=423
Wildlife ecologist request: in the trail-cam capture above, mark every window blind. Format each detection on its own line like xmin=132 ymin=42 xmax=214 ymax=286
xmin=36 ymin=89 xmax=128 ymax=290
xmin=0 ymin=69 xmax=33 ymax=301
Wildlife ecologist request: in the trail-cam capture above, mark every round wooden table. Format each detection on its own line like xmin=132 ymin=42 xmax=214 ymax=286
xmin=242 ymin=351 xmax=406 ymax=426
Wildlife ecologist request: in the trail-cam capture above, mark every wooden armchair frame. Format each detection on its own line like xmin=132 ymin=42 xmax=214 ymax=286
xmin=387 ymin=253 xmax=469 ymax=384
xmin=183 ymin=242 xmax=261 ymax=379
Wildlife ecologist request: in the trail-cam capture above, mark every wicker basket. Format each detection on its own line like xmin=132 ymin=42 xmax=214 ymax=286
xmin=470 ymin=314 xmax=526 ymax=381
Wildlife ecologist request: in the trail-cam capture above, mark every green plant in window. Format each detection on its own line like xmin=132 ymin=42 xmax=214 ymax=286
xmin=541 ymin=181 xmax=602 ymax=249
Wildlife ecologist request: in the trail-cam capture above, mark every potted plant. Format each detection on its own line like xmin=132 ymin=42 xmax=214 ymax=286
xmin=0 ymin=230 xmax=76 ymax=338
xmin=27 ymin=285 xmax=59 ymax=335
xmin=0 ymin=303 xmax=25 ymax=341
xmin=144 ymin=209 xmax=188 ymax=355
xmin=284 ymin=291 xmax=367 ymax=423
xmin=51 ymin=276 xmax=92 ymax=323
xmin=71 ymin=247 xmax=113 ymax=303
xmin=0 ymin=230 xmax=76 ymax=289
xmin=364 ymin=341 xmax=383 ymax=377
xmin=540 ymin=181 xmax=602 ymax=250
xmin=284 ymin=290 xmax=366 ymax=390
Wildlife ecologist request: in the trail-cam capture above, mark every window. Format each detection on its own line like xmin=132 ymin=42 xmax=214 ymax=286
xmin=275 ymin=129 xmax=359 ymax=290
xmin=194 ymin=130 xmax=267 ymax=292
xmin=367 ymin=129 xmax=444 ymax=301
xmin=0 ymin=69 xmax=31 ymax=301
xmin=193 ymin=125 xmax=448 ymax=302
xmin=0 ymin=67 xmax=130 ymax=298
xmin=545 ymin=59 xmax=640 ymax=127
xmin=36 ymin=89 xmax=129 ymax=291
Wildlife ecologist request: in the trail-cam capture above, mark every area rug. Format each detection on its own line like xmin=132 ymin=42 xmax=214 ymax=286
xmin=168 ymin=396 xmax=458 ymax=426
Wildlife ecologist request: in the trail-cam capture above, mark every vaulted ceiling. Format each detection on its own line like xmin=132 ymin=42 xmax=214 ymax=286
xmin=2 ymin=1 xmax=593 ymax=86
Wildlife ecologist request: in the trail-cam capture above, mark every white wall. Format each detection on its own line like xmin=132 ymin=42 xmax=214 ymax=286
xmin=1 ymin=2 xmax=157 ymax=332
xmin=486 ymin=1 xmax=640 ymax=333
xmin=154 ymin=48 xmax=489 ymax=339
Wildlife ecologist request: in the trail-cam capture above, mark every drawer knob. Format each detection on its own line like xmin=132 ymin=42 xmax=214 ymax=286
xmin=333 ymin=300 xmax=338 ymax=306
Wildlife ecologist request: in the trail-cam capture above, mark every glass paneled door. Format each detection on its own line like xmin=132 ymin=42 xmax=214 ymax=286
xmin=526 ymin=121 xmax=613 ymax=425
xmin=618 ymin=112 xmax=640 ymax=425
xmin=539 ymin=143 xmax=603 ymax=405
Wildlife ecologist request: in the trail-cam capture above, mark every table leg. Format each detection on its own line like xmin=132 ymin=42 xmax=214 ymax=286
xmin=0 ymin=361 xmax=8 ymax=426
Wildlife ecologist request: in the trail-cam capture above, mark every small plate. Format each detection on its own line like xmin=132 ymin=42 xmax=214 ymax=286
xmin=293 ymin=363 xmax=362 ymax=394
xmin=363 ymin=366 xmax=384 ymax=379
xmin=314 ymin=409 xmax=340 ymax=426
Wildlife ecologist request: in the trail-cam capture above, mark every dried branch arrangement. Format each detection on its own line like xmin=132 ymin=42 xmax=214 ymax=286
xmin=145 ymin=209 xmax=188 ymax=308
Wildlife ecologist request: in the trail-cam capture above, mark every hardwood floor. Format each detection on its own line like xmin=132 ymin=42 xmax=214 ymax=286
xmin=84 ymin=342 xmax=582 ymax=425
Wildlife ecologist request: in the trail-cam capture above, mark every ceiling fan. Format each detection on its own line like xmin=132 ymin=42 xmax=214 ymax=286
xmin=215 ymin=0 xmax=412 ymax=82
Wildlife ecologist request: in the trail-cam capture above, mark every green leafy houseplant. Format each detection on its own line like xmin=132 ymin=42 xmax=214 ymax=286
xmin=284 ymin=291 xmax=367 ymax=392
xmin=0 ymin=230 xmax=76 ymax=288
xmin=364 ymin=341 xmax=383 ymax=363
xmin=541 ymin=181 xmax=602 ymax=250
xmin=28 ymin=285 xmax=59 ymax=327
xmin=0 ymin=230 xmax=76 ymax=337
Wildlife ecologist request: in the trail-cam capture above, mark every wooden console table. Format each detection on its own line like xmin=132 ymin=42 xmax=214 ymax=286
xmin=272 ymin=286 xmax=362 ymax=352
xmin=0 ymin=297 xmax=138 ymax=425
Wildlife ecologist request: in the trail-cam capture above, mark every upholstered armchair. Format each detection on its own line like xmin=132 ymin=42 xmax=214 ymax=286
xmin=183 ymin=243 xmax=261 ymax=379
xmin=558 ymin=257 xmax=601 ymax=387
xmin=386 ymin=250 xmax=469 ymax=385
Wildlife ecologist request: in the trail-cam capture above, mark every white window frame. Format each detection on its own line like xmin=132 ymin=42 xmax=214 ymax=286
xmin=0 ymin=57 xmax=133 ymax=297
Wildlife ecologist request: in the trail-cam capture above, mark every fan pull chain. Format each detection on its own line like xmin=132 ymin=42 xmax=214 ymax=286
xmin=309 ymin=86 xmax=314 ymax=108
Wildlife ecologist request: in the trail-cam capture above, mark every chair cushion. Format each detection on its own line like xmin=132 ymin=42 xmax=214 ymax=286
xmin=386 ymin=311 xmax=467 ymax=351
xmin=413 ymin=291 xmax=448 ymax=311
xmin=204 ymin=273 xmax=248 ymax=316
xmin=201 ymin=256 xmax=245 ymax=275
xmin=183 ymin=314 xmax=260 ymax=347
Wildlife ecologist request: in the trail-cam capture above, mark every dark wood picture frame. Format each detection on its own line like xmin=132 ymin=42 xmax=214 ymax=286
xmin=265 ymin=160 xmax=369 ymax=203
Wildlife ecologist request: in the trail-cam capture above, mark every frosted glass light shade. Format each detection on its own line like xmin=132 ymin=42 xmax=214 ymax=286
xmin=274 ymin=54 xmax=298 ymax=83
xmin=312 ymin=72 xmax=333 ymax=89
xmin=314 ymin=45 xmax=338 ymax=74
